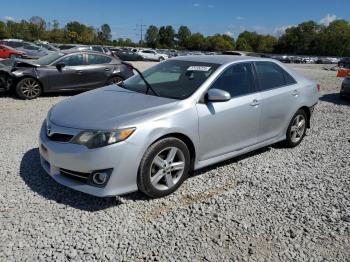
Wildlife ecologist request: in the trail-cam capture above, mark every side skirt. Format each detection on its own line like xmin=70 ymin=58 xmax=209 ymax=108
xmin=194 ymin=136 xmax=285 ymax=170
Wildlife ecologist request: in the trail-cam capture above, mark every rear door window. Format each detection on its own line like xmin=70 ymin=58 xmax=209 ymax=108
xmin=210 ymin=62 xmax=255 ymax=98
xmin=87 ymin=54 xmax=112 ymax=64
xmin=61 ymin=54 xmax=84 ymax=66
xmin=255 ymin=61 xmax=296 ymax=91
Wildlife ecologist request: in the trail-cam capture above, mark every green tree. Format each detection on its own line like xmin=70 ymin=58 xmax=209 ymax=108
xmin=0 ymin=21 xmax=9 ymax=39
xmin=145 ymin=25 xmax=159 ymax=48
xmin=29 ymin=16 xmax=46 ymax=40
xmin=207 ymin=34 xmax=235 ymax=51
xmin=188 ymin=32 xmax=206 ymax=50
xmin=275 ymin=21 xmax=319 ymax=54
xmin=320 ymin=20 xmax=350 ymax=56
xmin=177 ymin=26 xmax=191 ymax=49
xmin=100 ymin=23 xmax=112 ymax=42
xmin=158 ymin=26 xmax=175 ymax=48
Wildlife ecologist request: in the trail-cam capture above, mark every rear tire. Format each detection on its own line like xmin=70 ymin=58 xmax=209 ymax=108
xmin=158 ymin=57 xmax=165 ymax=62
xmin=137 ymin=137 xmax=190 ymax=198
xmin=108 ymin=76 xmax=124 ymax=85
xmin=15 ymin=78 xmax=42 ymax=100
xmin=283 ymin=109 xmax=307 ymax=147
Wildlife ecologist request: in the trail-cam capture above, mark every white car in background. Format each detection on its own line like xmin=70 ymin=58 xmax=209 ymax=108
xmin=136 ymin=49 xmax=168 ymax=61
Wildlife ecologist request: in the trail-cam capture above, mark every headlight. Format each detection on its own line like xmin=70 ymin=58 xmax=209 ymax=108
xmin=71 ymin=128 xmax=135 ymax=149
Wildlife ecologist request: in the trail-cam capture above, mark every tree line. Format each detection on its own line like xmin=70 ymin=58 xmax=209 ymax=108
xmin=0 ymin=16 xmax=349 ymax=56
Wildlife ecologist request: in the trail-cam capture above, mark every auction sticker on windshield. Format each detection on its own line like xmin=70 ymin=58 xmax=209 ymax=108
xmin=187 ymin=66 xmax=211 ymax=71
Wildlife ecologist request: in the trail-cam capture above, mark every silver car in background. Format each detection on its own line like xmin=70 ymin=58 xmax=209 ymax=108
xmin=39 ymin=56 xmax=319 ymax=198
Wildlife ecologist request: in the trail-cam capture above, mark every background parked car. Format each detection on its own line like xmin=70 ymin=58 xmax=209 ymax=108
xmin=340 ymin=75 xmax=350 ymax=98
xmin=0 ymin=40 xmax=52 ymax=59
xmin=35 ymin=42 xmax=60 ymax=51
xmin=110 ymin=48 xmax=144 ymax=61
xmin=0 ymin=51 xmax=134 ymax=99
xmin=136 ymin=49 xmax=168 ymax=61
xmin=0 ymin=44 xmax=26 ymax=59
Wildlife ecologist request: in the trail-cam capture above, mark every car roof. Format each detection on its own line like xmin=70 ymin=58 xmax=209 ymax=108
xmin=61 ymin=50 xmax=109 ymax=55
xmin=172 ymin=55 xmax=272 ymax=65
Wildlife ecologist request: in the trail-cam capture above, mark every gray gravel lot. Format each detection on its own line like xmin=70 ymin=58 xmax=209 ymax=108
xmin=0 ymin=63 xmax=349 ymax=261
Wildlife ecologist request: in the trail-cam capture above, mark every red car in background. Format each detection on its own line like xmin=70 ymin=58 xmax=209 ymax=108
xmin=0 ymin=44 xmax=26 ymax=59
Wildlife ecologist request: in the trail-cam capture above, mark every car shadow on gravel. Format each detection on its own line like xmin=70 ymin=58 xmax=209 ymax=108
xmin=20 ymin=148 xmax=120 ymax=211
xmin=320 ymin=92 xmax=350 ymax=106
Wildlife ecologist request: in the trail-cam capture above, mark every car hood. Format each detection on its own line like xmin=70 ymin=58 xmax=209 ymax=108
xmin=50 ymin=86 xmax=179 ymax=130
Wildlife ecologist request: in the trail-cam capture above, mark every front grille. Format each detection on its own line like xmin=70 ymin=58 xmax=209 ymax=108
xmin=48 ymin=133 xmax=74 ymax=142
xmin=60 ymin=168 xmax=90 ymax=183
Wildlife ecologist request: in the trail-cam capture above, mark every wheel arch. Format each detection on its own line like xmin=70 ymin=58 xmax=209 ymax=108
xmin=152 ymin=132 xmax=196 ymax=171
xmin=13 ymin=75 xmax=44 ymax=91
xmin=107 ymin=74 xmax=124 ymax=84
xmin=298 ymin=106 xmax=311 ymax=128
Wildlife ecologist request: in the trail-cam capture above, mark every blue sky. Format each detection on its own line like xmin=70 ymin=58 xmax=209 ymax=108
xmin=1 ymin=0 xmax=349 ymax=41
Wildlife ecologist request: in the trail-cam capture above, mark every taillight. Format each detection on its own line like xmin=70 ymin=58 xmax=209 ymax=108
xmin=316 ymin=84 xmax=320 ymax=92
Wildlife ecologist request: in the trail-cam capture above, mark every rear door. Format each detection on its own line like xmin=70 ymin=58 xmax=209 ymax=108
xmin=254 ymin=61 xmax=300 ymax=142
xmin=196 ymin=62 xmax=262 ymax=160
xmin=46 ymin=53 xmax=87 ymax=90
xmin=83 ymin=53 xmax=114 ymax=88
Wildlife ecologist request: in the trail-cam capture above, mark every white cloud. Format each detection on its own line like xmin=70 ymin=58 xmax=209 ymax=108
xmin=208 ymin=4 xmax=214 ymax=8
xmin=3 ymin=16 xmax=15 ymax=21
xmin=274 ymin=25 xmax=293 ymax=36
xmin=193 ymin=3 xmax=200 ymax=7
xmin=236 ymin=16 xmax=244 ymax=20
xmin=224 ymin=31 xmax=233 ymax=37
xmin=320 ymin=14 xmax=337 ymax=26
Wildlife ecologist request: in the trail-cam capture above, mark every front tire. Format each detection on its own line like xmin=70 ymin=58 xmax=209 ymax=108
xmin=138 ymin=137 xmax=191 ymax=198
xmin=284 ymin=109 xmax=307 ymax=147
xmin=15 ymin=78 xmax=42 ymax=99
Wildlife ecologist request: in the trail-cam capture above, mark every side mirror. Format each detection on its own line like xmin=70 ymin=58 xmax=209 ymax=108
xmin=56 ymin=61 xmax=66 ymax=70
xmin=206 ymin=89 xmax=231 ymax=102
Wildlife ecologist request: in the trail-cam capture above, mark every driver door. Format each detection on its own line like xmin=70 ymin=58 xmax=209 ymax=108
xmin=196 ymin=62 xmax=262 ymax=161
xmin=46 ymin=53 xmax=87 ymax=91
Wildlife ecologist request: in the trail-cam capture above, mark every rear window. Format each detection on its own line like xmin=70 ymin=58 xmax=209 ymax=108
xmin=255 ymin=61 xmax=296 ymax=91
xmin=92 ymin=46 xmax=103 ymax=52
xmin=4 ymin=42 xmax=23 ymax=48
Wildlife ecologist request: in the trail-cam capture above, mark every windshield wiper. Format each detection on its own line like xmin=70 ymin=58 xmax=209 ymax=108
xmin=121 ymin=61 xmax=159 ymax=96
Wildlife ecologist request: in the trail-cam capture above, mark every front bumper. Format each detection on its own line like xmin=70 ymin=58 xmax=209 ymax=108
xmin=39 ymin=121 xmax=141 ymax=197
xmin=0 ymin=73 xmax=12 ymax=92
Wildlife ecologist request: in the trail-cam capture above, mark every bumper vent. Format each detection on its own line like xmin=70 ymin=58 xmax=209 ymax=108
xmin=60 ymin=168 xmax=90 ymax=183
xmin=48 ymin=133 xmax=74 ymax=142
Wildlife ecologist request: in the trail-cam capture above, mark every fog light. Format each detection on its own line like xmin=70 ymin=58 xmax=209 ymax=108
xmin=92 ymin=172 xmax=108 ymax=185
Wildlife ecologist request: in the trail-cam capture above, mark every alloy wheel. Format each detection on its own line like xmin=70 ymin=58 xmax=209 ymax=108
xmin=20 ymin=79 xmax=41 ymax=99
xmin=290 ymin=114 xmax=306 ymax=143
xmin=150 ymin=147 xmax=185 ymax=191
xmin=110 ymin=76 xmax=123 ymax=85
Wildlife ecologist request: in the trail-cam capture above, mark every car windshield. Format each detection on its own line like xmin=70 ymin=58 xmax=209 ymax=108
xmin=122 ymin=60 xmax=220 ymax=99
xmin=35 ymin=52 xmax=64 ymax=65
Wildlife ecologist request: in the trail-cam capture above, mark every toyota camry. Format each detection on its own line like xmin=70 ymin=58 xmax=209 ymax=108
xmin=39 ymin=56 xmax=319 ymax=198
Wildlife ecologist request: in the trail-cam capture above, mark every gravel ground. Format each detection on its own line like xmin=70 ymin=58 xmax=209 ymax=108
xmin=0 ymin=63 xmax=349 ymax=261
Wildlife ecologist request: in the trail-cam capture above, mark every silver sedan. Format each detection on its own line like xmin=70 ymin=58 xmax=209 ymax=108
xmin=39 ymin=56 xmax=319 ymax=198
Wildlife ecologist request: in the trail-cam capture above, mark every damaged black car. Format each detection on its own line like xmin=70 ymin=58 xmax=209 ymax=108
xmin=0 ymin=50 xmax=134 ymax=99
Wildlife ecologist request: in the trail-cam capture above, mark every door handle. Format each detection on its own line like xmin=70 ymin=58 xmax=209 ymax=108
xmin=292 ymin=90 xmax=300 ymax=96
xmin=250 ymin=99 xmax=260 ymax=107
xmin=76 ymin=70 xmax=83 ymax=74
xmin=104 ymin=68 xmax=110 ymax=71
